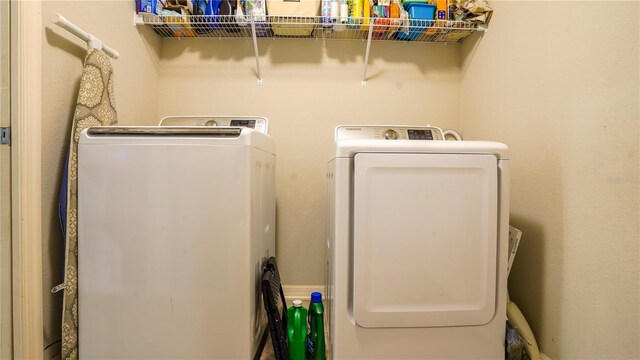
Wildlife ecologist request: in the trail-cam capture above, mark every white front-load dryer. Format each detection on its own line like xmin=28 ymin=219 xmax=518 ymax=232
xmin=326 ymin=125 xmax=510 ymax=359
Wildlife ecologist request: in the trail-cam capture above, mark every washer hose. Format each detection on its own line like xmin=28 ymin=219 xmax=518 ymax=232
xmin=507 ymin=293 xmax=542 ymax=360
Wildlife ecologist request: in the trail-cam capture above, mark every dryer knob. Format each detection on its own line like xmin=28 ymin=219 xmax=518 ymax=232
xmin=383 ymin=129 xmax=399 ymax=140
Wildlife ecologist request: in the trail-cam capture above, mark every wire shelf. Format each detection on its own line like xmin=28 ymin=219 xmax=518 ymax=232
xmin=136 ymin=14 xmax=483 ymax=44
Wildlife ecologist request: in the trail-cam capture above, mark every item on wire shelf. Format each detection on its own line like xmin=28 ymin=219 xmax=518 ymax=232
xmin=245 ymin=0 xmax=266 ymax=20
xmin=189 ymin=0 xmax=223 ymax=34
xmin=360 ymin=0 xmax=371 ymax=30
xmin=339 ymin=0 xmax=348 ymax=22
xmin=372 ymin=6 xmax=390 ymax=21
xmin=206 ymin=0 xmax=222 ymax=17
xmin=385 ymin=0 xmax=401 ymax=38
xmin=395 ymin=0 xmax=410 ymax=37
xmin=331 ymin=0 xmax=340 ymax=23
xmin=347 ymin=0 xmax=362 ymax=29
xmin=333 ymin=0 xmax=348 ymax=31
xmin=219 ymin=0 xmax=240 ymax=32
xmin=235 ymin=0 xmax=249 ymax=26
xmin=245 ymin=0 xmax=272 ymax=36
xmin=266 ymin=0 xmax=319 ymax=36
xmin=450 ymin=0 xmax=492 ymax=23
xmin=162 ymin=8 xmax=197 ymax=36
xmin=206 ymin=0 xmax=223 ymax=30
xmin=192 ymin=0 xmax=206 ymax=14
xmin=166 ymin=0 xmax=194 ymax=13
xmin=322 ymin=0 xmax=332 ymax=25
xmin=395 ymin=2 xmax=435 ymax=40
xmin=138 ymin=0 xmax=165 ymax=14
xmin=435 ymin=0 xmax=447 ymax=19
xmin=371 ymin=5 xmax=390 ymax=40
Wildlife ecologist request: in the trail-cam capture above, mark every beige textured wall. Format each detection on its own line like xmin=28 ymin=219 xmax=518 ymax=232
xmin=156 ymin=39 xmax=463 ymax=285
xmin=460 ymin=2 xmax=640 ymax=359
xmin=40 ymin=2 xmax=463 ymax=351
xmin=41 ymin=1 xmax=161 ymax=353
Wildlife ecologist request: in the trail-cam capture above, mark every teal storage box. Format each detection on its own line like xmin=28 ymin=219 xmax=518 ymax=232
xmin=395 ymin=3 xmax=435 ymax=40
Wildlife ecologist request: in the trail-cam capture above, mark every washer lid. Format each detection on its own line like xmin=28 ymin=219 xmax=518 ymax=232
xmin=159 ymin=116 xmax=269 ymax=134
xmin=352 ymin=152 xmax=498 ymax=328
xmin=87 ymin=126 xmax=242 ymax=137
xmin=80 ymin=126 xmax=276 ymax=155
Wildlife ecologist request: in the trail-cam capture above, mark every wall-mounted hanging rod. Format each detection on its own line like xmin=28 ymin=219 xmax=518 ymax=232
xmin=51 ymin=13 xmax=120 ymax=59
xmin=249 ymin=19 xmax=263 ymax=86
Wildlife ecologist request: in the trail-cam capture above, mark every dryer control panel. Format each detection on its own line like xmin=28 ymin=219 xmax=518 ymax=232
xmin=159 ymin=116 xmax=269 ymax=134
xmin=335 ymin=125 xmax=445 ymax=141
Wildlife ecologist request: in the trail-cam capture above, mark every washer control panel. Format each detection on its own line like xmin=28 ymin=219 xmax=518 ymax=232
xmin=159 ymin=116 xmax=268 ymax=134
xmin=336 ymin=125 xmax=445 ymax=141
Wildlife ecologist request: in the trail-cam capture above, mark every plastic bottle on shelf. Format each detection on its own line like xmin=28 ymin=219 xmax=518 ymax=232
xmin=340 ymin=0 xmax=348 ymax=23
xmin=322 ymin=0 xmax=332 ymax=25
xmin=389 ymin=0 xmax=400 ymax=19
xmin=333 ymin=0 xmax=348 ymax=31
xmin=360 ymin=0 xmax=370 ymax=30
xmin=348 ymin=0 xmax=363 ymax=29
xmin=287 ymin=300 xmax=308 ymax=360
xmin=306 ymin=292 xmax=326 ymax=360
xmin=205 ymin=0 xmax=221 ymax=16
xmin=330 ymin=0 xmax=340 ymax=23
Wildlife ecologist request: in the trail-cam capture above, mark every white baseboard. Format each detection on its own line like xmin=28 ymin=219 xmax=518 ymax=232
xmin=282 ymin=285 xmax=324 ymax=302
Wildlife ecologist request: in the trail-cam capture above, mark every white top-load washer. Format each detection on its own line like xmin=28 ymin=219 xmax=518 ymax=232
xmin=78 ymin=123 xmax=275 ymax=359
xmin=326 ymin=125 xmax=509 ymax=359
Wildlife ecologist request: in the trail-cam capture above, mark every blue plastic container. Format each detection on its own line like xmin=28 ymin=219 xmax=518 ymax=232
xmin=395 ymin=3 xmax=435 ymax=40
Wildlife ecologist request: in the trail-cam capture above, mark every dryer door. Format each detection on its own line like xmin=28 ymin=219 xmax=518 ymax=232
xmin=352 ymin=153 xmax=498 ymax=328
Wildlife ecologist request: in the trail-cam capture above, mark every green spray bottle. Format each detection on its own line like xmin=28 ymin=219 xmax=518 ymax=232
xmin=306 ymin=292 xmax=326 ymax=360
xmin=287 ymin=300 xmax=307 ymax=360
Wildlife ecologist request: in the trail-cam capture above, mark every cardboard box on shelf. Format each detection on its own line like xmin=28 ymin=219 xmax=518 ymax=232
xmin=436 ymin=0 xmax=447 ymax=20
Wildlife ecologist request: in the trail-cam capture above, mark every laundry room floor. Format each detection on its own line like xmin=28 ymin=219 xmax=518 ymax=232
xmin=259 ymin=333 xmax=276 ymax=360
xmin=260 ymin=329 xmax=330 ymax=360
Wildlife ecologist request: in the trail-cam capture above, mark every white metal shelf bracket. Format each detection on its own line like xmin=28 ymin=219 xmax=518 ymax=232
xmin=361 ymin=21 xmax=374 ymax=87
xmin=250 ymin=19 xmax=263 ymax=85
xmin=133 ymin=12 xmax=143 ymax=26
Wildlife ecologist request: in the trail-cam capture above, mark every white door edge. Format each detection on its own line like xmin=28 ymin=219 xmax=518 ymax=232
xmin=10 ymin=1 xmax=44 ymax=358
xmin=0 ymin=0 xmax=12 ymax=357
